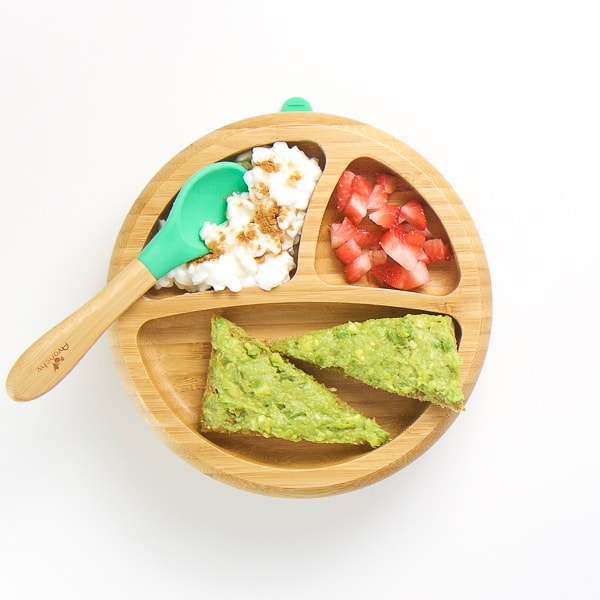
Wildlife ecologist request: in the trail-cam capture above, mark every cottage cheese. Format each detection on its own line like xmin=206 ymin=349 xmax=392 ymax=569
xmin=155 ymin=142 xmax=322 ymax=293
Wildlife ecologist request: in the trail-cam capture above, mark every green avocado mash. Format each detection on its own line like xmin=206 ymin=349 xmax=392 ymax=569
xmin=270 ymin=314 xmax=464 ymax=410
xmin=201 ymin=316 xmax=389 ymax=448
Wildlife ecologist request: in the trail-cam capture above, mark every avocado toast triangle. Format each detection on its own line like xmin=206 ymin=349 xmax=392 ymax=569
xmin=201 ymin=316 xmax=390 ymax=448
xmin=270 ymin=314 xmax=465 ymax=411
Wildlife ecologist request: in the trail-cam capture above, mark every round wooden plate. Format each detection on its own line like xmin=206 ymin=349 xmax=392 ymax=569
xmin=108 ymin=110 xmax=492 ymax=498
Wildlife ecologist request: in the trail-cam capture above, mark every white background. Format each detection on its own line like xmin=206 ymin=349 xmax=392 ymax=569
xmin=1 ymin=1 xmax=598 ymax=598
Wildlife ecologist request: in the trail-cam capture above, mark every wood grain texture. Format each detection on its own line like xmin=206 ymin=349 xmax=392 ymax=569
xmin=107 ymin=111 xmax=492 ymax=498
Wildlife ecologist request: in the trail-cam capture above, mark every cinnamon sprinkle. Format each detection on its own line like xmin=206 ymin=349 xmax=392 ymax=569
xmin=255 ymin=182 xmax=270 ymax=199
xmin=255 ymin=202 xmax=283 ymax=241
xmin=236 ymin=228 xmax=258 ymax=245
xmin=254 ymin=158 xmax=280 ymax=173
xmin=286 ymin=170 xmax=302 ymax=186
xmin=192 ymin=232 xmax=226 ymax=263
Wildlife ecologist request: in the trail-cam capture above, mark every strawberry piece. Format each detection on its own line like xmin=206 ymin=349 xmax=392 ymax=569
xmin=350 ymin=174 xmax=372 ymax=200
xmin=369 ymin=205 xmax=401 ymax=229
xmin=399 ymin=200 xmax=427 ymax=230
xmin=402 ymin=261 xmax=431 ymax=290
xmin=371 ymin=257 xmax=431 ymax=290
xmin=380 ymin=227 xmax=425 ymax=271
xmin=396 ymin=221 xmax=416 ymax=233
xmin=366 ymin=182 xmax=388 ymax=211
xmin=336 ymin=170 xmax=355 ymax=212
xmin=344 ymin=192 xmax=368 ymax=225
xmin=344 ymin=253 xmax=372 ymax=283
xmin=398 ymin=221 xmax=432 ymax=241
xmin=331 ymin=170 xmax=448 ymax=291
xmin=330 ymin=222 xmax=341 ymax=244
xmin=330 ymin=217 xmax=358 ymax=248
xmin=371 ymin=258 xmax=407 ymax=289
xmin=423 ymin=238 xmax=451 ymax=262
xmin=375 ymin=173 xmax=397 ymax=194
xmin=403 ymin=229 xmax=427 ymax=247
xmin=354 ymin=228 xmax=381 ymax=248
xmin=335 ymin=238 xmax=362 ymax=264
xmin=369 ymin=248 xmax=388 ymax=265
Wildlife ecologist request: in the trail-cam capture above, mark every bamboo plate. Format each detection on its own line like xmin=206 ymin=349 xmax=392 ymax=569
xmin=108 ymin=110 xmax=492 ymax=498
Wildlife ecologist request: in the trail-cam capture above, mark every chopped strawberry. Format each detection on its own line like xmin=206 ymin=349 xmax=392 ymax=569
xmin=336 ymin=170 xmax=355 ymax=212
xmin=375 ymin=173 xmax=397 ymax=194
xmin=344 ymin=253 xmax=372 ymax=283
xmin=423 ymin=238 xmax=451 ymax=262
xmin=369 ymin=248 xmax=388 ymax=265
xmin=369 ymin=205 xmax=401 ymax=229
xmin=403 ymin=229 xmax=427 ymax=247
xmin=379 ymin=227 xmax=424 ymax=271
xmin=335 ymin=238 xmax=362 ymax=264
xmin=396 ymin=221 xmax=416 ymax=232
xmin=330 ymin=217 xmax=358 ymax=248
xmin=330 ymin=169 xmax=450 ymax=292
xmin=397 ymin=222 xmax=433 ymax=241
xmin=366 ymin=183 xmax=388 ymax=211
xmin=330 ymin=222 xmax=341 ymax=245
xmin=344 ymin=192 xmax=368 ymax=225
xmin=402 ymin=261 xmax=431 ymax=290
xmin=353 ymin=228 xmax=381 ymax=248
xmin=371 ymin=258 xmax=407 ymax=289
xmin=399 ymin=200 xmax=427 ymax=230
xmin=350 ymin=174 xmax=372 ymax=200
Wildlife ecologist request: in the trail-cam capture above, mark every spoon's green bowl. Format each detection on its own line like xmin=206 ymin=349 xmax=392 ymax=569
xmin=138 ymin=161 xmax=248 ymax=279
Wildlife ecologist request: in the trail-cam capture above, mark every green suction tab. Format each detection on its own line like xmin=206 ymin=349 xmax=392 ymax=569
xmin=280 ymin=97 xmax=312 ymax=112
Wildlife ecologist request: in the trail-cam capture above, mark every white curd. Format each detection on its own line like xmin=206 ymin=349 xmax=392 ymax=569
xmin=154 ymin=142 xmax=322 ymax=293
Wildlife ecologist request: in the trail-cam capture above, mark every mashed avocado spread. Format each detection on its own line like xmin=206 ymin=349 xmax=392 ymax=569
xmin=201 ymin=316 xmax=389 ymax=448
xmin=271 ymin=314 xmax=464 ymax=410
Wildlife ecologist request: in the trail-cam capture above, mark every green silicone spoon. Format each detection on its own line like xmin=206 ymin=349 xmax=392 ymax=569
xmin=6 ymin=161 xmax=248 ymax=401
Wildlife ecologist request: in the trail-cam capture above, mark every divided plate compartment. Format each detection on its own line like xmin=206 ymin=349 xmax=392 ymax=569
xmin=108 ymin=111 xmax=492 ymax=498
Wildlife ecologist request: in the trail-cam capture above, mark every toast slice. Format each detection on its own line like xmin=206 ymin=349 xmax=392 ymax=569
xmin=201 ymin=316 xmax=389 ymax=448
xmin=270 ymin=314 xmax=464 ymax=410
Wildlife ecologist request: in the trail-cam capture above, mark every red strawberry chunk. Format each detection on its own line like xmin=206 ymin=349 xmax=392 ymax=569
xmin=423 ymin=238 xmax=451 ymax=262
xmin=403 ymin=229 xmax=427 ymax=247
xmin=369 ymin=205 xmax=401 ymax=229
xmin=344 ymin=192 xmax=368 ymax=225
xmin=366 ymin=182 xmax=388 ymax=211
xmin=330 ymin=222 xmax=342 ymax=245
xmin=354 ymin=228 xmax=381 ymax=248
xmin=375 ymin=173 xmax=397 ymax=194
xmin=344 ymin=253 xmax=372 ymax=283
xmin=402 ymin=261 xmax=431 ymax=290
xmin=369 ymin=248 xmax=388 ymax=265
xmin=331 ymin=170 xmax=449 ymax=292
xmin=399 ymin=200 xmax=427 ymax=230
xmin=350 ymin=174 xmax=372 ymax=200
xmin=371 ymin=258 xmax=407 ymax=289
xmin=336 ymin=170 xmax=355 ymax=212
xmin=330 ymin=217 xmax=358 ymax=248
xmin=335 ymin=238 xmax=363 ymax=264
xmin=397 ymin=221 xmax=432 ymax=239
xmin=380 ymin=227 xmax=424 ymax=271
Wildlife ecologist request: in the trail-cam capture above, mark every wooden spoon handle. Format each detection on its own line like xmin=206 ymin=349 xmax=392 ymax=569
xmin=5 ymin=259 xmax=156 ymax=401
